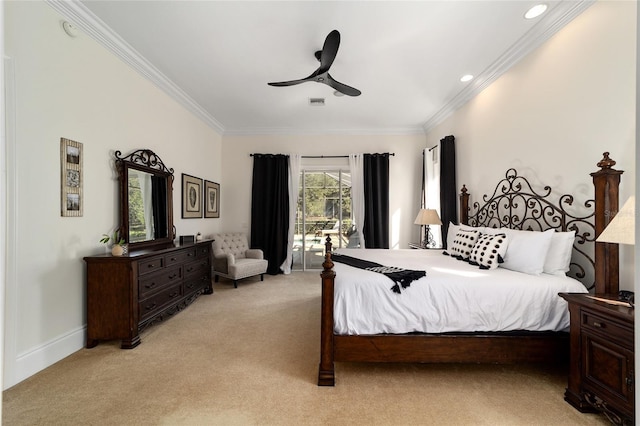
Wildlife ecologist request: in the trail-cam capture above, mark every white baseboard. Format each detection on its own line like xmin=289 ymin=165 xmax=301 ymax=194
xmin=4 ymin=326 xmax=85 ymax=390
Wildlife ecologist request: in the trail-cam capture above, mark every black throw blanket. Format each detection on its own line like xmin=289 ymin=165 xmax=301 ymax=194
xmin=331 ymin=253 xmax=426 ymax=294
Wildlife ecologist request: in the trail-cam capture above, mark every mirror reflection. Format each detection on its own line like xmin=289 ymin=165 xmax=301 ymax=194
xmin=127 ymin=169 xmax=169 ymax=243
xmin=116 ymin=149 xmax=174 ymax=251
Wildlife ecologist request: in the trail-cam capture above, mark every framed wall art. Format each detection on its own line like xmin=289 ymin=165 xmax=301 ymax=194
xmin=204 ymin=180 xmax=220 ymax=218
xmin=60 ymin=138 xmax=83 ymax=217
xmin=181 ymin=174 xmax=203 ymax=218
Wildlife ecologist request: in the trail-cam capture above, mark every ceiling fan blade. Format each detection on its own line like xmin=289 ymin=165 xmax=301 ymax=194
xmin=325 ymin=74 xmax=361 ymax=97
xmin=318 ymin=30 xmax=340 ymax=74
xmin=267 ymin=79 xmax=308 ymax=87
xmin=268 ymin=66 xmax=326 ymax=87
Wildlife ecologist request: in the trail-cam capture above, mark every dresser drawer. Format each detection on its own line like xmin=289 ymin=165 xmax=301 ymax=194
xmin=165 ymin=249 xmax=196 ymax=267
xmin=184 ymin=275 xmax=209 ymax=295
xmin=184 ymin=258 xmax=210 ymax=279
xmin=138 ymin=266 xmax=182 ymax=298
xmin=138 ymin=255 xmax=165 ymax=276
xmin=581 ymin=310 xmax=633 ymax=347
xmin=139 ymin=283 xmax=183 ymax=320
xmin=196 ymin=244 xmax=211 ymax=259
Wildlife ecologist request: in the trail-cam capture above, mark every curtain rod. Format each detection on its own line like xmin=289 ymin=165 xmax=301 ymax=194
xmin=250 ymin=153 xmax=395 ymax=158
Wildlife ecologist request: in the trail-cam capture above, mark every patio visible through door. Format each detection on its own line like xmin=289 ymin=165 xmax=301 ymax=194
xmin=292 ymin=170 xmax=354 ymax=270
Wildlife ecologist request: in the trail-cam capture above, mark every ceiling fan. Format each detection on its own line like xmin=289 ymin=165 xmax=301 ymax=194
xmin=268 ymin=30 xmax=361 ymax=97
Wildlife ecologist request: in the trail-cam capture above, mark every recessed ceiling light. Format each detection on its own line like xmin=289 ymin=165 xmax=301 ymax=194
xmin=524 ymin=4 xmax=548 ymax=19
xmin=460 ymin=75 xmax=474 ymax=82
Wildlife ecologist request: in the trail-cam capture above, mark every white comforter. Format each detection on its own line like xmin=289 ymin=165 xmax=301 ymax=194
xmin=332 ymin=249 xmax=588 ymax=335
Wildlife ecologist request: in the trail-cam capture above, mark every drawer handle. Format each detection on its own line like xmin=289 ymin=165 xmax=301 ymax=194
xmin=593 ymin=321 xmax=604 ymax=328
xmin=170 ymin=257 xmax=177 ymax=261
xmin=188 ymin=253 xmax=194 ymax=257
xmin=145 ymin=282 xmax=157 ymax=289
xmin=168 ymin=273 xmax=178 ymax=279
xmin=145 ymin=302 xmax=157 ymax=311
xmin=148 ymin=264 xmax=156 ymax=268
xmin=186 ymin=267 xmax=194 ymax=272
xmin=168 ymin=292 xmax=179 ymax=298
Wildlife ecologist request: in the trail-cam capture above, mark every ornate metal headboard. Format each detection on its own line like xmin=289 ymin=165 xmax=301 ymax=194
xmin=459 ymin=168 xmax=595 ymax=289
xmin=460 ymin=153 xmax=623 ymax=293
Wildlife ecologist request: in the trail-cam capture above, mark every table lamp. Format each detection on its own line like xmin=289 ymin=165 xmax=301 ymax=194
xmin=414 ymin=209 xmax=442 ymax=248
xmin=596 ymin=196 xmax=635 ymax=245
xmin=596 ymin=196 xmax=635 ymax=305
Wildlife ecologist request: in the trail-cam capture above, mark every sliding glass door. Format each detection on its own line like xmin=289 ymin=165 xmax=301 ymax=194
xmin=292 ymin=170 xmax=352 ymax=270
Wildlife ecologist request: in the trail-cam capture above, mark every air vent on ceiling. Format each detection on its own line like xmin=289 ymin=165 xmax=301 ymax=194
xmin=309 ymin=97 xmax=326 ymax=106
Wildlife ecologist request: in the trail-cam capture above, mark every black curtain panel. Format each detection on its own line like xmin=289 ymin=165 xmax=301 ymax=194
xmin=251 ymin=154 xmax=289 ymax=275
xmin=439 ymin=135 xmax=456 ymax=247
xmin=363 ymin=153 xmax=390 ymax=248
xmin=151 ymin=175 xmax=168 ymax=239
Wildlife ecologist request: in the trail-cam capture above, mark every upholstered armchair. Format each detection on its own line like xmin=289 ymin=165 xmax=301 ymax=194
xmin=212 ymin=233 xmax=268 ymax=288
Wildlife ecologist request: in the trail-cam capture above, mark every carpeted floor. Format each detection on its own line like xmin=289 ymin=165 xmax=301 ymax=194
xmin=3 ymin=271 xmax=609 ymax=425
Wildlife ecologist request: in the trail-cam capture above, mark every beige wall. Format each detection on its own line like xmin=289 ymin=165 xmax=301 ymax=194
xmin=425 ymin=0 xmax=636 ymax=290
xmin=3 ymin=0 xmax=636 ymax=390
xmin=4 ymin=1 xmax=222 ymax=388
xmin=221 ymin=134 xmax=426 ymax=250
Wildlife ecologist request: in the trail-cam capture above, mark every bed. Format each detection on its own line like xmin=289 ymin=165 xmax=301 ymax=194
xmin=318 ymin=152 xmax=624 ymax=386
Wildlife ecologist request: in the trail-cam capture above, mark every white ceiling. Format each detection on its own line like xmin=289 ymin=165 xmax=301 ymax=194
xmin=51 ymin=1 xmax=593 ymax=135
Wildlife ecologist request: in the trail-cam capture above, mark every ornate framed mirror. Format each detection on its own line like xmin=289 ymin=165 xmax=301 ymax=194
xmin=115 ymin=149 xmax=175 ymax=251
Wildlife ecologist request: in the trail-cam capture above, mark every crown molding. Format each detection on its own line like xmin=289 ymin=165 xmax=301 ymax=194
xmin=422 ymin=0 xmax=595 ymax=133
xmin=223 ymin=126 xmax=426 ymax=137
xmin=45 ymin=0 xmax=226 ymax=135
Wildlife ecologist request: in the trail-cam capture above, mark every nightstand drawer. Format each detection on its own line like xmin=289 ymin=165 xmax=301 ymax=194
xmin=581 ymin=311 xmax=633 ymax=347
xmin=582 ymin=332 xmax=634 ymax=417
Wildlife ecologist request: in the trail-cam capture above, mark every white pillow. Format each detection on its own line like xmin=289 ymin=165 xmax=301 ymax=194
xmin=543 ymin=230 xmax=576 ymax=275
xmin=469 ymin=233 xmax=508 ymax=270
xmin=485 ymin=228 xmax=554 ymax=275
xmin=449 ymin=229 xmax=480 ymax=260
xmin=446 ymin=222 xmax=481 ymax=250
xmin=446 ymin=223 xmax=460 ymax=250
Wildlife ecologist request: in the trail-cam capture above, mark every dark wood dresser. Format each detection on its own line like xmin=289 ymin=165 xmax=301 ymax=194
xmin=84 ymin=240 xmax=213 ymax=349
xmin=559 ymin=293 xmax=634 ymax=425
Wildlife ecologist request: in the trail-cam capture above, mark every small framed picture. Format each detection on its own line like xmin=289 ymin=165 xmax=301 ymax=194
xmin=204 ymin=180 xmax=220 ymax=218
xmin=182 ymin=174 xmax=203 ymax=218
xmin=60 ymin=138 xmax=83 ymax=217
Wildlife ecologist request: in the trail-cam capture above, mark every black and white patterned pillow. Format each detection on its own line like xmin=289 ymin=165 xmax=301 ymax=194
xmin=469 ymin=233 xmax=508 ymax=270
xmin=449 ymin=229 xmax=480 ymax=260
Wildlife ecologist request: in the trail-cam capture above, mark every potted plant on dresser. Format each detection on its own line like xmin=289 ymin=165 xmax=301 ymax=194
xmin=100 ymin=231 xmax=126 ymax=256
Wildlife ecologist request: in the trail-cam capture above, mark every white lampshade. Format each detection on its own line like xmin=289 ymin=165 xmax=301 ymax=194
xmin=414 ymin=209 xmax=442 ymax=226
xmin=596 ymin=196 xmax=635 ymax=245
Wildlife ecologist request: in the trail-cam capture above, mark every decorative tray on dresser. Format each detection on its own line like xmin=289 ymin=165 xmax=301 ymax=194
xmin=559 ymin=293 xmax=634 ymax=426
xmin=84 ymin=240 xmax=213 ymax=349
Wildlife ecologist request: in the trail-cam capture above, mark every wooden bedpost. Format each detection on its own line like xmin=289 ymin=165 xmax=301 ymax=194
xmin=460 ymin=185 xmax=470 ymax=225
xmin=591 ymin=152 xmax=623 ymax=295
xmin=318 ymin=236 xmax=336 ymax=386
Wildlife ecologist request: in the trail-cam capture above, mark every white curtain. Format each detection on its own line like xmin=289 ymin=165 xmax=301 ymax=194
xmin=280 ymin=154 xmax=301 ymax=274
xmin=424 ymin=146 xmax=442 ymax=248
xmin=139 ymin=171 xmax=154 ymax=240
xmin=348 ymin=154 xmax=365 ymax=249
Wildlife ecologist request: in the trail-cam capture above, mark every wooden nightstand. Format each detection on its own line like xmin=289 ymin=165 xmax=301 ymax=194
xmin=408 ymin=242 xmax=441 ymax=249
xmin=559 ymin=293 xmax=635 ymax=425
